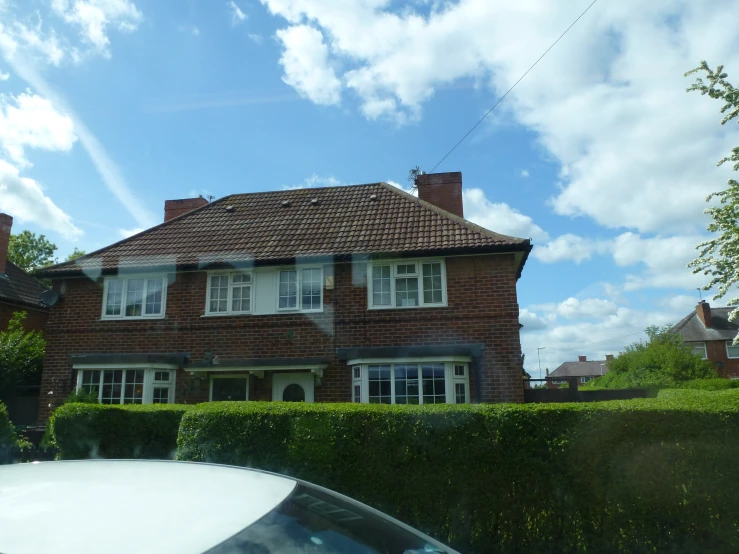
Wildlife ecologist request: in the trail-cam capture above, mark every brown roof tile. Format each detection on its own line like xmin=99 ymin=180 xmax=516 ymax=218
xmin=0 ymin=261 xmax=50 ymax=310
xmin=36 ymin=183 xmax=531 ymax=277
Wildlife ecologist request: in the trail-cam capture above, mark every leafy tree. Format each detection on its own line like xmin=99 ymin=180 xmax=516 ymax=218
xmin=8 ymin=231 xmax=57 ymax=272
xmin=0 ymin=312 xmax=45 ymax=395
xmin=685 ymin=61 xmax=739 ymax=342
xmin=65 ymin=247 xmax=86 ymax=261
xmin=586 ymin=325 xmax=716 ymax=389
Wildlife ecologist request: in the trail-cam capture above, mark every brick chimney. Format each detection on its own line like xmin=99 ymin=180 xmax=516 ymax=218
xmin=578 ymin=355 xmax=587 ymax=362
xmin=0 ymin=213 xmax=12 ymax=277
xmin=164 ymin=197 xmax=209 ymax=222
xmin=696 ymin=301 xmax=712 ymax=329
xmin=605 ymin=354 xmax=614 ymax=361
xmin=415 ymin=172 xmax=464 ymax=218
xmin=545 ymin=368 xmax=549 ymax=376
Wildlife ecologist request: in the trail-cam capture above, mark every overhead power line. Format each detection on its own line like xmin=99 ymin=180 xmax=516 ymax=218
xmin=428 ymin=0 xmax=599 ymax=173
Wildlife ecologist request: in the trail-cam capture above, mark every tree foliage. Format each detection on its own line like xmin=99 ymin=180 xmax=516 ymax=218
xmin=685 ymin=61 xmax=739 ymax=342
xmin=65 ymin=247 xmax=86 ymax=261
xmin=7 ymin=231 xmax=57 ymax=272
xmin=586 ymin=325 xmax=716 ymax=389
xmin=0 ymin=312 xmax=45 ymax=394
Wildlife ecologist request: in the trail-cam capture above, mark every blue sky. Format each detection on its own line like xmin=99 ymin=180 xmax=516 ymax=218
xmin=1 ymin=0 xmax=738 ymax=373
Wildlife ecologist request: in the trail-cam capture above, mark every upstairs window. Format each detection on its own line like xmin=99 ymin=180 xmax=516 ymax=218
xmin=103 ymin=276 xmax=167 ymax=319
xmin=368 ymin=260 xmax=446 ymax=309
xmin=277 ymin=266 xmax=323 ymax=312
xmin=207 ymin=272 xmax=253 ymax=315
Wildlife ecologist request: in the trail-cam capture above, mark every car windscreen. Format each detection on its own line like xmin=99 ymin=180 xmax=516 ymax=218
xmin=205 ymin=483 xmax=452 ymax=554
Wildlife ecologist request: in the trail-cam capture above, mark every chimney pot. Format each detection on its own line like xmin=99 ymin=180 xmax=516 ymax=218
xmin=696 ymin=301 xmax=712 ymax=329
xmin=545 ymin=368 xmax=549 ymax=376
xmin=415 ymin=171 xmax=464 ymax=218
xmin=578 ymin=355 xmax=587 ymax=362
xmin=164 ymin=197 xmax=209 ymax=222
xmin=0 ymin=213 xmax=12 ymax=276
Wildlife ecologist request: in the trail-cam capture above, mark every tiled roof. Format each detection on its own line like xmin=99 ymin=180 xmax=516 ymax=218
xmin=0 ymin=261 xmax=50 ymax=310
xmin=36 ymin=183 xmax=531 ymax=277
xmin=671 ymin=308 xmax=739 ymax=342
xmin=550 ymin=360 xmax=610 ymax=378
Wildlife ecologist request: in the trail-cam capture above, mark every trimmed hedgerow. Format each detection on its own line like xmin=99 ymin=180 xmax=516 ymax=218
xmin=49 ymin=403 xmax=193 ymax=460
xmin=176 ymin=396 xmax=739 ymax=554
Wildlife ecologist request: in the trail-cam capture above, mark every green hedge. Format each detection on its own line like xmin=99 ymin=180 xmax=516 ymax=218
xmin=176 ymin=397 xmax=739 ymax=554
xmin=49 ymin=403 xmax=193 ymax=460
xmin=675 ymin=378 xmax=739 ymax=390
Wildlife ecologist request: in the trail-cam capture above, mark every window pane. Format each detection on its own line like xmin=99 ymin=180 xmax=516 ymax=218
xmin=210 ymin=275 xmax=229 ymax=313
xmin=455 ymin=382 xmax=466 ymax=404
xmin=152 ymin=387 xmax=170 ymax=404
xmin=301 ymin=268 xmax=322 ymax=310
xmin=691 ymin=344 xmax=707 ymax=359
xmin=125 ymin=279 xmax=144 ymax=317
xmin=352 ymin=366 xmax=361 ymax=380
xmin=145 ymin=279 xmax=163 ymax=315
xmin=454 ymin=365 xmax=465 ymax=377
xmin=728 ymin=343 xmax=739 ymax=358
xmin=105 ymin=280 xmax=123 ymax=316
xmin=80 ymin=370 xmax=100 ymax=397
xmin=101 ymin=370 xmax=123 ymax=404
xmin=279 ymin=270 xmax=297 ymax=309
xmin=395 ymin=277 xmax=418 ymax=307
xmin=422 ymin=263 xmax=443 ymax=304
xmin=368 ymin=365 xmax=392 ymax=404
xmin=422 ymin=363 xmax=446 ymax=404
xmin=232 ymin=273 xmax=251 ymax=284
xmin=123 ymin=370 xmax=145 ymax=404
xmin=394 ymin=364 xmax=419 ymax=405
xmin=232 ymin=283 xmax=251 ymax=312
xmin=372 ymin=266 xmax=391 ymax=306
xmin=352 ymin=384 xmax=361 ymax=403
xmin=396 ymin=264 xmax=416 ymax=275
xmin=154 ymin=371 xmax=170 ymax=382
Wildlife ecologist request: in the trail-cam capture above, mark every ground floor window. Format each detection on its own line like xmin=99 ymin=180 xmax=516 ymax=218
xmin=351 ymin=361 xmax=469 ymax=404
xmin=210 ymin=375 xmax=249 ymax=401
xmin=77 ymin=367 xmax=176 ymax=404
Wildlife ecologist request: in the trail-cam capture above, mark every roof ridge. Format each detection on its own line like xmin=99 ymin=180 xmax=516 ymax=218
xmin=376 ymin=182 xmax=529 ymax=244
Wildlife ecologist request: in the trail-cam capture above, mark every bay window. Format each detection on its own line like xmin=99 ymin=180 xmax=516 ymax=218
xmin=77 ymin=367 xmax=176 ymax=404
xmin=207 ymin=272 xmax=253 ymax=315
xmin=351 ymin=361 xmax=469 ymax=404
xmin=368 ymin=260 xmax=446 ymax=309
xmin=277 ymin=266 xmax=323 ymax=312
xmin=103 ymin=276 xmax=167 ymax=319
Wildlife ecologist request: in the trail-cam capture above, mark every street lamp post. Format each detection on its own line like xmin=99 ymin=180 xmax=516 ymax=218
xmin=537 ymin=347 xmax=546 ymax=379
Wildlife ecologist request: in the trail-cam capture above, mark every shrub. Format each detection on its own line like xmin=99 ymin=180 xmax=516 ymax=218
xmin=0 ymin=401 xmax=21 ymax=464
xmin=49 ymin=403 xmax=193 ymax=460
xmin=676 ymin=378 xmax=739 ymax=390
xmin=65 ymin=388 xmax=99 ymax=403
xmin=176 ymin=399 xmax=739 ymax=554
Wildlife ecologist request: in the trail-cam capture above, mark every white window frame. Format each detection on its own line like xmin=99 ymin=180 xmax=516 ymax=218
xmin=209 ymin=374 xmax=250 ymax=401
xmin=367 ymin=259 xmax=447 ymax=310
xmin=580 ymin=376 xmax=595 ymax=384
xmin=205 ymin=271 xmax=255 ymax=316
xmin=552 ymin=379 xmax=565 ymax=385
xmin=726 ymin=341 xmax=739 ymax=359
xmin=75 ymin=364 xmax=177 ymax=404
xmin=101 ymin=274 xmax=168 ymax=320
xmin=349 ymin=358 xmax=470 ymax=404
xmin=275 ymin=265 xmax=324 ymax=313
xmin=691 ymin=342 xmax=707 ymax=360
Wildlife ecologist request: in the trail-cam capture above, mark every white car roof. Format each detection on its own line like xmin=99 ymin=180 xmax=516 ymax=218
xmin=0 ymin=460 xmax=297 ymax=554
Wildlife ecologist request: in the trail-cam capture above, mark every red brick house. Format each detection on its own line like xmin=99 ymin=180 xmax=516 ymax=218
xmin=0 ymin=213 xmax=50 ymax=332
xmin=671 ymin=301 xmax=739 ymax=379
xmin=35 ymin=172 xmax=532 ymax=424
xmin=546 ymin=355 xmax=612 ymax=389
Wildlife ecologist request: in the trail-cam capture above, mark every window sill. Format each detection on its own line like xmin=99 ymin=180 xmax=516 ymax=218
xmin=367 ymin=303 xmax=448 ymax=311
xmin=100 ymin=315 xmax=166 ymax=321
xmin=201 ymin=312 xmax=252 ymax=318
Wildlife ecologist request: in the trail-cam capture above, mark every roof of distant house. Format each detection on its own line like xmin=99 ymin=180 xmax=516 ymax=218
xmin=550 ymin=360 xmax=610 ymax=378
xmin=671 ymin=307 xmax=739 ymax=342
xmin=36 ymin=183 xmax=532 ymax=278
xmin=0 ymin=261 xmax=50 ymax=311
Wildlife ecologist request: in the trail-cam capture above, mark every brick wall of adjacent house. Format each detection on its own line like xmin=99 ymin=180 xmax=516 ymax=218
xmin=704 ymin=340 xmax=739 ymax=379
xmin=38 ymin=253 xmax=524 ymax=423
xmin=0 ymin=303 xmax=48 ymax=332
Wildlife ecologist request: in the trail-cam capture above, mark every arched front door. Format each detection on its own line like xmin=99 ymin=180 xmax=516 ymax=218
xmin=272 ymin=373 xmax=314 ymax=402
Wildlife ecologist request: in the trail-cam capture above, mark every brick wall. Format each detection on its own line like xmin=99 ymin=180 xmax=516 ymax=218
xmin=0 ymin=303 xmax=48 ymax=332
xmin=38 ymin=254 xmax=524 ymax=423
xmin=705 ymin=340 xmax=739 ymax=379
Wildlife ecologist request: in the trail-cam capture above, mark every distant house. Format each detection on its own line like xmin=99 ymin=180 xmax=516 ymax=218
xmin=671 ymin=301 xmax=739 ymax=379
xmin=547 ymin=355 xmax=612 ymax=389
xmin=0 ymin=213 xmax=50 ymax=332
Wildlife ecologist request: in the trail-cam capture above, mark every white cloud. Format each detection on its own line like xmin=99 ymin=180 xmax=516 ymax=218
xmin=0 ymin=159 xmax=81 ymax=239
xmin=0 ymin=92 xmax=77 ymax=166
xmin=118 ymin=226 xmax=144 ymax=238
xmin=283 ymin=173 xmax=343 ymax=190
xmin=248 ymin=33 xmax=264 ymax=44
xmin=0 ymin=71 xmax=9 ymax=80
xmin=259 ymin=0 xmax=739 ymax=233
xmin=533 ymin=233 xmax=606 ymax=264
xmin=519 ymin=307 xmax=555 ymax=332
xmin=228 ymin=1 xmax=247 ymax=25
xmin=51 ymin=0 xmax=142 ymax=55
xmin=520 ymin=169 xmax=529 ymax=178
xmin=462 ymin=188 xmax=548 ymax=241
xmin=556 ymin=297 xmax=619 ymax=319
xmin=275 ymin=25 xmax=341 ymax=105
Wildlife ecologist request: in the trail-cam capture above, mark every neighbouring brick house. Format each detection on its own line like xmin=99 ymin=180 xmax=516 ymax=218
xmin=671 ymin=301 xmax=739 ymax=379
xmin=546 ymin=355 xmax=612 ymax=389
xmin=36 ymin=172 xmax=532 ymax=424
xmin=0 ymin=213 xmax=50 ymax=332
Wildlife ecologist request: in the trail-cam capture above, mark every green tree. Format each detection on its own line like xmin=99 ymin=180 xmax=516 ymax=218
xmin=65 ymin=247 xmax=86 ymax=261
xmin=588 ymin=325 xmax=716 ymax=389
xmin=7 ymin=231 xmax=57 ymax=272
xmin=0 ymin=312 xmax=45 ymax=395
xmin=685 ymin=61 xmax=739 ymax=343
